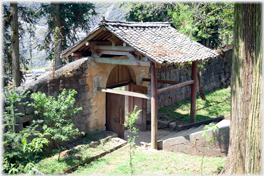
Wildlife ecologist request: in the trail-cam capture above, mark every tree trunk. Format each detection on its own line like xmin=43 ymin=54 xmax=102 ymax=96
xmin=52 ymin=3 xmax=62 ymax=70
xmin=221 ymin=3 xmax=262 ymax=174
xmin=10 ymin=2 xmax=20 ymax=87
xmin=197 ymin=63 xmax=206 ymax=100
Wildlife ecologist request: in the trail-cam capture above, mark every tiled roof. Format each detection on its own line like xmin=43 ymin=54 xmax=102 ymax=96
xmin=61 ymin=20 xmax=219 ymax=64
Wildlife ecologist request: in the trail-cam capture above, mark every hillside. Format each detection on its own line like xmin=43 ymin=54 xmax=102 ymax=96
xmin=20 ymin=2 xmax=130 ymax=69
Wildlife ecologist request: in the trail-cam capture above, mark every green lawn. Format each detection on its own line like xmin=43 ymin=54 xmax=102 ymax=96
xmin=74 ymin=146 xmax=226 ymax=175
xmin=36 ymin=139 xmax=121 ymax=174
xmin=35 ymin=86 xmax=230 ymax=175
xmin=158 ymin=86 xmax=231 ymax=123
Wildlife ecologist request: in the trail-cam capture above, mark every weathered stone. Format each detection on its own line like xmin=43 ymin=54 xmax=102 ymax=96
xmin=92 ymin=75 xmax=102 ymax=93
xmin=25 ymin=106 xmax=34 ymax=115
xmin=164 ymin=98 xmax=171 ymax=107
xmin=17 ymin=104 xmax=25 ymax=114
xmin=169 ymin=122 xmax=177 ymax=130
xmin=79 ymin=78 xmax=86 ymax=85
xmin=84 ymin=92 xmax=92 ymax=100
xmin=80 ymin=108 xmax=92 ymax=116
xmin=158 ymin=120 xmax=169 ymax=129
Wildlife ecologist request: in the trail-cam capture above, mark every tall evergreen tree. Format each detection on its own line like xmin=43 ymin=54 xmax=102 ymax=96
xmin=221 ymin=3 xmax=262 ymax=174
xmin=38 ymin=3 xmax=97 ymax=69
xmin=3 ymin=2 xmax=39 ymax=86
xmin=10 ymin=2 xmax=20 ymax=87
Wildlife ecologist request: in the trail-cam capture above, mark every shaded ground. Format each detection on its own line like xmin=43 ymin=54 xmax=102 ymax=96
xmin=147 ymin=86 xmax=230 ymax=126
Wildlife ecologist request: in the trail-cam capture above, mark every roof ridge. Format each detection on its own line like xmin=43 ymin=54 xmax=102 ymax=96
xmin=99 ymin=20 xmax=171 ymax=27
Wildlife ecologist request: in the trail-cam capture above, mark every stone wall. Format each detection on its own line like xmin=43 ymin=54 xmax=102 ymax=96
xmin=146 ymin=49 xmax=232 ymax=112
xmin=14 ymin=57 xmax=149 ymax=136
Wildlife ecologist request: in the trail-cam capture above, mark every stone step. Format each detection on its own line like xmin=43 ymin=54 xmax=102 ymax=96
xmin=161 ymin=119 xmax=230 ymax=156
xmin=157 ymin=121 xmax=219 ymax=149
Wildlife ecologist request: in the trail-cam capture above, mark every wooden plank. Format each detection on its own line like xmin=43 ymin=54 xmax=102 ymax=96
xmin=130 ymin=84 xmax=148 ymax=131
xmin=86 ymin=40 xmax=112 ymax=44
xmin=98 ymin=50 xmax=136 ymax=60
xmin=151 ymin=62 xmax=158 ymax=149
xmin=190 ymin=61 xmax=198 ymax=123
xmin=106 ymin=81 xmax=132 ymax=88
xmin=98 ymin=87 xmax=151 ymax=99
xmin=157 ymin=80 xmax=194 ymax=94
xmin=94 ymin=45 xmax=134 ymax=52
xmin=143 ymin=78 xmax=181 ymax=85
xmin=71 ymin=53 xmax=82 ymax=57
xmin=94 ymin=57 xmax=150 ymax=67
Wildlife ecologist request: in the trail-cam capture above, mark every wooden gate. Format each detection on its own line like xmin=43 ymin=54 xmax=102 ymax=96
xmin=106 ymin=93 xmax=125 ymax=138
xmin=106 ymin=65 xmax=132 ymax=138
xmin=129 ymin=84 xmax=148 ymax=131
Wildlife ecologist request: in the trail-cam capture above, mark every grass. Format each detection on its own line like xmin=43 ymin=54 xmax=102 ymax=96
xmin=74 ymin=146 xmax=226 ymax=175
xmin=35 ymin=86 xmax=230 ymax=175
xmin=158 ymin=86 xmax=231 ymax=123
xmin=36 ymin=139 xmax=120 ymax=174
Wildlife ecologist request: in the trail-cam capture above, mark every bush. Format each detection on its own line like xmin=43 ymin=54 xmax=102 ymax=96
xmin=29 ymin=89 xmax=84 ymax=161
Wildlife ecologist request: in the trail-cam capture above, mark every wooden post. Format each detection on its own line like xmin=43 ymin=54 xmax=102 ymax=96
xmin=151 ymin=62 xmax=158 ymax=149
xmin=190 ymin=61 xmax=198 ymax=123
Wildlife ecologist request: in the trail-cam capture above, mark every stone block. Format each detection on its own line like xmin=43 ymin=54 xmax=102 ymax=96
xmin=16 ymin=123 xmax=24 ymax=132
xmin=169 ymin=122 xmax=177 ymax=130
xmin=158 ymin=120 xmax=169 ymax=129
xmin=79 ymin=78 xmax=86 ymax=85
xmin=164 ymin=98 xmax=171 ymax=107
xmin=80 ymin=108 xmax=92 ymax=116
xmin=80 ymin=92 xmax=92 ymax=101
xmin=25 ymin=106 xmax=34 ymax=115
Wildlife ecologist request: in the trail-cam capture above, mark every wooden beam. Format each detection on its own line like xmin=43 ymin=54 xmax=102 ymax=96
xmin=151 ymin=61 xmax=158 ymax=149
xmin=157 ymin=80 xmax=194 ymax=94
xmin=61 ymin=27 xmax=104 ymax=58
xmin=143 ymin=78 xmax=181 ymax=85
xmin=94 ymin=57 xmax=150 ymax=67
xmin=108 ymin=34 xmax=120 ymax=47
xmin=97 ymin=50 xmax=136 ymax=60
xmin=190 ymin=61 xmax=198 ymax=123
xmin=71 ymin=52 xmax=83 ymax=57
xmin=106 ymin=81 xmax=133 ymax=88
xmin=97 ymin=87 xmax=151 ymax=99
xmin=86 ymin=40 xmax=112 ymax=45
xmin=94 ymin=45 xmax=134 ymax=52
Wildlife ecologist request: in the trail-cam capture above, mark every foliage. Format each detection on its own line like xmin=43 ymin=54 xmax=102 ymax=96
xmin=29 ymin=89 xmax=84 ymax=161
xmin=37 ymin=3 xmax=97 ymax=61
xmin=201 ymin=123 xmax=219 ymax=175
xmin=3 ymin=2 xmax=40 ymax=79
xmin=124 ymin=105 xmax=141 ymax=175
xmin=3 ymin=87 xmax=30 ymax=132
xmin=169 ymin=2 xmax=234 ymax=49
xmin=2 ymin=87 xmax=49 ymax=174
xmin=123 ymin=2 xmax=234 ymax=49
xmin=122 ymin=2 xmax=175 ymax=22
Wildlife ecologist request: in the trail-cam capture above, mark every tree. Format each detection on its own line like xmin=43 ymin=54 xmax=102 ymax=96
xmin=170 ymin=3 xmax=234 ymax=49
xmin=38 ymin=3 xmax=97 ymax=69
xmin=123 ymin=2 xmax=175 ymax=22
xmin=169 ymin=2 xmax=234 ymax=100
xmin=29 ymin=89 xmax=83 ymax=161
xmin=221 ymin=3 xmax=262 ymax=174
xmin=3 ymin=2 xmax=40 ymax=86
xmin=10 ymin=2 xmax=20 ymax=87
xmin=123 ymin=2 xmax=234 ymax=100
